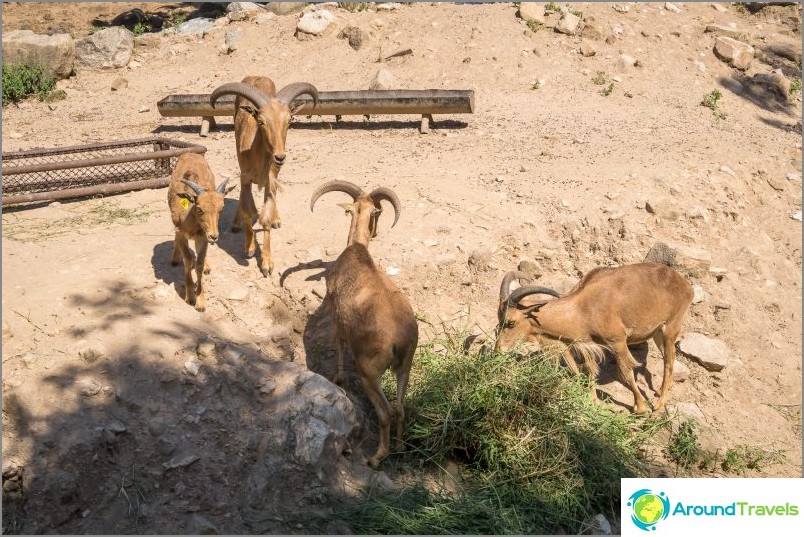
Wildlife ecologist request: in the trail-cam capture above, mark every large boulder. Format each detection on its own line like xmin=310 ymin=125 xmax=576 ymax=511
xmin=1 ymin=30 xmax=74 ymax=78
xmin=519 ymin=2 xmax=545 ymax=24
xmin=264 ymin=2 xmax=306 ymax=16
xmin=713 ymin=36 xmax=754 ymax=70
xmin=296 ymin=9 xmax=337 ymax=37
xmin=74 ymin=26 xmax=134 ymax=70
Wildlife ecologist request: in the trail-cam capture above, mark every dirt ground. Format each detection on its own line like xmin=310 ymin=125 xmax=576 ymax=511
xmin=2 ymin=1 xmax=803 ymax=534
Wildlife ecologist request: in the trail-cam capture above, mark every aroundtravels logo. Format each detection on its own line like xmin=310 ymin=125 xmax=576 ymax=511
xmin=627 ymin=489 xmax=670 ymax=531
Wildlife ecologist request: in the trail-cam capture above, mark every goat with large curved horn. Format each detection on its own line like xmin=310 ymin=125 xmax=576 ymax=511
xmin=498 ymin=270 xmax=533 ymax=304
xmin=368 ymin=187 xmax=402 ymax=228
xmin=506 ymin=285 xmax=562 ymax=307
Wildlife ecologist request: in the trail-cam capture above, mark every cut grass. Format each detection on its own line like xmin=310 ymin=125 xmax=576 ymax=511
xmin=298 ymin=338 xmax=670 ymax=534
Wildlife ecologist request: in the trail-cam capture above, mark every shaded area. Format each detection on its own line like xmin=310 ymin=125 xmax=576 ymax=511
xmin=717 ymin=73 xmax=799 ymax=117
xmin=89 ymin=3 xmax=227 ymax=35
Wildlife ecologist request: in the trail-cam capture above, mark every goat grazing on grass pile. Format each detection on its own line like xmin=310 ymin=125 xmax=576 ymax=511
xmin=210 ymin=76 xmax=319 ymax=277
xmin=310 ymin=180 xmax=418 ymax=467
xmin=167 ymin=153 xmax=234 ymax=312
xmin=495 ymin=263 xmax=693 ymax=414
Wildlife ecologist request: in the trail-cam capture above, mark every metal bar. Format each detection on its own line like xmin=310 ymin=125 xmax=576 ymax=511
xmin=158 ymin=89 xmax=475 ymax=118
xmin=1 ymin=177 xmax=171 ymax=206
xmin=2 ymin=147 xmax=204 ymax=176
xmin=1 ymin=136 xmax=202 ymax=160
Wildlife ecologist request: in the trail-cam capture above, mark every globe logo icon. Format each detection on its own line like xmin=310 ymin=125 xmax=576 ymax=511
xmin=627 ymin=489 xmax=670 ymax=531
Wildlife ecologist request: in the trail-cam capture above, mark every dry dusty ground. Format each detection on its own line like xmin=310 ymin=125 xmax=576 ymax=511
xmin=1 ymin=1 xmax=803 ymax=534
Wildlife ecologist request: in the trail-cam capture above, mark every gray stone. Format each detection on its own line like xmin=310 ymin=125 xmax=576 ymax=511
xmin=110 ymin=76 xmax=128 ymax=91
xmin=78 ymin=378 xmax=102 ymax=397
xmin=192 ymin=514 xmax=219 ymax=535
xmin=184 ymin=359 xmax=202 ymax=375
xmin=665 ymin=2 xmax=681 ymax=13
xmin=75 ymin=26 xmax=134 ymax=70
xmin=714 ymin=36 xmax=754 ymax=70
xmin=712 ymin=3 xmax=728 ymax=13
xmin=678 ymin=333 xmax=730 ymax=371
xmin=555 ymin=12 xmax=581 ymax=35
xmin=704 ymin=24 xmax=743 ymax=39
xmin=644 ymin=241 xmax=712 ymax=278
xmin=163 ymin=453 xmax=200 ymax=470
xmin=692 ymin=285 xmax=705 ymax=304
xmin=369 ymin=67 xmax=395 ymax=90
xmin=671 ymin=401 xmax=706 ymax=423
xmin=227 ymin=2 xmax=264 ymax=22
xmin=672 ymin=359 xmax=690 ymax=382
xmin=297 ymin=9 xmax=337 ymax=36
xmin=225 ymin=30 xmax=242 ymax=53
xmin=174 ymin=18 xmax=216 ymax=35
xmin=338 ymin=25 xmax=369 ymax=50
xmin=106 ymin=419 xmax=127 ymax=433
xmin=255 ymin=13 xmax=276 ymax=25
xmin=197 ymin=340 xmax=216 ymax=360
xmin=1 ymin=30 xmax=74 ymax=78
xmin=263 ymin=2 xmax=306 ymax=15
xmin=519 ymin=2 xmax=545 ymax=24
xmin=518 ymin=259 xmax=542 ymax=280
xmin=589 ymin=513 xmax=613 ymax=535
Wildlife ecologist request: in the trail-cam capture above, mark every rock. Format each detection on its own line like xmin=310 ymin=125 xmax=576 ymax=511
xmin=555 ymin=12 xmax=581 ymax=35
xmin=678 ymin=333 xmax=730 ymax=371
xmin=138 ymin=105 xmax=149 ymax=113
xmin=338 ymin=25 xmax=369 ymax=50
xmin=74 ymin=27 xmax=134 ymax=70
xmin=767 ymin=176 xmax=786 ymax=191
xmin=184 ymin=359 xmax=202 ymax=376
xmin=719 ymin=165 xmax=737 ymax=176
xmin=157 ymin=437 xmax=175 ymax=455
xmin=162 ymin=453 xmax=200 ymax=470
xmin=612 ymin=4 xmax=631 ymax=13
xmin=296 ymin=9 xmax=337 ymax=36
xmin=672 ymin=359 xmax=690 ymax=382
xmin=581 ymin=18 xmax=606 ymax=40
xmin=106 ymin=419 xmax=127 ymax=433
xmin=787 ymin=172 xmax=801 ymax=181
xmin=704 ymin=24 xmax=743 ymax=39
xmin=468 ymin=247 xmax=493 ymax=272
xmin=369 ymin=67 xmax=395 ymax=90
xmin=192 ymin=514 xmax=219 ymax=535
xmin=174 ymin=18 xmax=216 ymax=35
xmin=644 ymin=241 xmax=711 ymax=278
xmin=264 ymin=2 xmax=307 ymax=15
xmin=693 ymin=60 xmax=707 ymax=72
xmin=665 ymin=2 xmax=681 ymax=13
xmin=579 ymin=41 xmax=596 ymax=57
xmin=617 ymin=53 xmax=637 ymax=70
xmin=255 ymin=13 xmax=276 ymax=25
xmin=1 ymin=30 xmax=74 ymax=78
xmin=110 ymin=76 xmax=128 ymax=91
xmin=713 ymin=36 xmax=754 ymax=70
xmin=712 ymin=3 xmax=728 ymax=13
xmin=518 ymin=259 xmax=542 ymax=280
xmin=753 ymin=69 xmax=793 ymax=102
xmin=792 ymin=211 xmax=803 ymax=222
xmin=78 ymin=378 xmax=102 ymax=397
xmin=224 ymin=30 xmax=241 ymax=53
xmin=376 ymin=3 xmax=403 ymax=11
xmin=645 ymin=198 xmax=681 ymax=220
xmin=589 ymin=513 xmax=613 ymax=535
xmin=148 ymin=417 xmax=167 ymax=436
xmin=227 ymin=2 xmax=264 ymax=21
xmin=671 ymin=401 xmax=706 ymax=423
xmin=519 ymin=2 xmax=545 ymax=24
xmin=197 ymin=340 xmax=217 ymax=360
xmin=692 ymin=285 xmax=705 ymax=304
xmin=257 ymin=378 xmax=277 ymax=395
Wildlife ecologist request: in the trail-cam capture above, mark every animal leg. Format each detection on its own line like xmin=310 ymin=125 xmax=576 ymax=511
xmin=333 ymin=336 xmax=346 ymax=386
xmin=171 ymin=232 xmax=182 ymax=266
xmin=393 ymin=347 xmax=414 ymax=455
xmin=653 ymin=327 xmax=680 ymax=412
xmin=193 ymin=237 xmax=208 ymax=312
xmin=612 ymin=340 xmax=649 ymax=415
xmin=175 ymin=234 xmax=195 ymax=306
xmin=240 ymin=186 xmax=257 ymax=258
xmin=257 ymin=197 xmax=275 ymax=277
xmin=357 ymin=367 xmax=393 ymax=468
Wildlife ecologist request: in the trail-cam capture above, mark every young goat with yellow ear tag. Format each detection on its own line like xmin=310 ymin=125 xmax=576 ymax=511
xmin=167 ymin=153 xmax=236 ymax=311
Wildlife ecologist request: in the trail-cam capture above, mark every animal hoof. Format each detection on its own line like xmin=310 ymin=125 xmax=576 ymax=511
xmin=260 ymin=266 xmax=272 ymax=277
xmin=367 ymin=456 xmax=383 ymax=469
xmin=204 ymin=266 xmax=211 ymax=275
xmin=634 ymin=406 xmax=650 ymax=416
xmin=271 ymin=221 xmax=281 ymax=229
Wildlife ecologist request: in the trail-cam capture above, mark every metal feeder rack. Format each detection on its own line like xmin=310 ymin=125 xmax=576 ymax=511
xmin=1 ymin=136 xmax=207 ymax=207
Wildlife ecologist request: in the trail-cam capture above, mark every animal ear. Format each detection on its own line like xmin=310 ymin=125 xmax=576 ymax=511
xmin=522 ymin=302 xmax=546 ymax=316
xmin=239 ymin=104 xmax=258 ymax=117
xmin=337 ymin=202 xmax=354 ymax=214
xmin=177 ymin=192 xmax=195 ymax=203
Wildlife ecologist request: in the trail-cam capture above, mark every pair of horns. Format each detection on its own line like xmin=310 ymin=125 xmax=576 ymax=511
xmin=309 ymin=180 xmax=401 ymax=228
xmin=180 ymin=177 xmax=230 ymax=196
xmin=499 ymin=270 xmax=560 ymax=307
xmin=210 ymin=82 xmax=319 ymax=110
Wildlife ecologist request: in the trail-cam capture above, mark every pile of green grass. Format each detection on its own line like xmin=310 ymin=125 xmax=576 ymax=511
xmin=317 ymin=339 xmax=668 ymax=534
xmin=2 ymin=63 xmax=56 ymax=107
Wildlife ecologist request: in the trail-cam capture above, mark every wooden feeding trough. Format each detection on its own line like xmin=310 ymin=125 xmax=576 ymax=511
xmin=157 ymin=89 xmax=475 ymax=136
xmin=1 ymin=137 xmax=207 ymax=206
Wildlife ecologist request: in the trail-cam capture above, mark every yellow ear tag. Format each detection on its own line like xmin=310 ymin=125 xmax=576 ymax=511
xmin=180 ymin=198 xmax=190 ymax=210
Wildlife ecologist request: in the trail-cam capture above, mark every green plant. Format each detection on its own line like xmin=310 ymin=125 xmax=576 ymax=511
xmin=531 ymin=79 xmax=542 ymax=90
xmin=667 ymin=419 xmax=700 ymax=468
xmin=601 ymin=82 xmax=615 ymax=96
xmin=545 ymin=2 xmax=559 ymax=13
xmin=322 ymin=338 xmax=669 ymax=535
xmin=338 ymin=2 xmax=369 ymax=12
xmin=2 ymin=63 xmax=57 ymax=107
xmin=88 ymin=23 xmax=104 ymax=35
xmin=570 ymin=9 xmax=583 ymax=18
xmin=132 ymin=22 xmax=147 ymax=36
xmin=701 ymin=89 xmax=726 ymax=119
xmin=592 ymin=71 xmax=607 ymax=85
xmin=722 ymin=445 xmax=766 ymax=474
xmin=170 ymin=12 xmax=187 ymax=27
xmin=790 ymin=78 xmax=802 ymax=94
xmin=526 ymin=20 xmax=543 ymax=32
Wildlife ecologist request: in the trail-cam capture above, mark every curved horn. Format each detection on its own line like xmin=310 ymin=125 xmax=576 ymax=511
xmin=368 ymin=187 xmax=401 ymax=228
xmin=310 ymin=180 xmax=364 ymax=212
xmin=210 ymin=82 xmax=270 ymax=109
xmin=276 ymin=82 xmax=319 ymax=109
xmin=215 ymin=178 xmax=230 ymax=194
xmin=506 ymin=285 xmax=561 ymax=307
xmin=498 ymin=271 xmax=532 ymax=304
xmin=180 ymin=179 xmax=205 ymax=196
